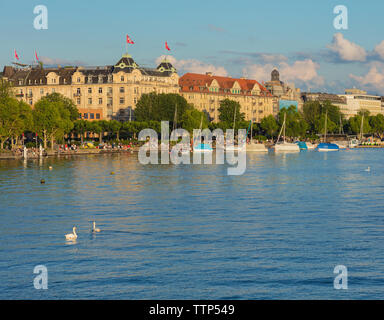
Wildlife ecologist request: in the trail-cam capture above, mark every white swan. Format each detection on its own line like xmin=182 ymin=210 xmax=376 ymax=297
xmin=65 ymin=227 xmax=77 ymax=241
xmin=92 ymin=221 xmax=101 ymax=233
xmin=365 ymin=167 xmax=371 ymax=172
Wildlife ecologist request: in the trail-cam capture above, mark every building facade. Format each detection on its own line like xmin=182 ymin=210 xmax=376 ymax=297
xmin=179 ymin=72 xmax=274 ymax=123
xmin=264 ymin=69 xmax=303 ymax=112
xmin=1 ymin=54 xmax=179 ymax=121
xmin=338 ymin=89 xmax=383 ymax=118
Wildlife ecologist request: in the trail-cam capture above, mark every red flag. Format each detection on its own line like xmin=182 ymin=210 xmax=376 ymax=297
xmin=14 ymin=49 xmax=19 ymax=60
xmin=35 ymin=51 xmax=39 ymax=61
xmin=126 ymin=35 xmax=134 ymax=44
xmin=165 ymin=41 xmax=171 ymax=51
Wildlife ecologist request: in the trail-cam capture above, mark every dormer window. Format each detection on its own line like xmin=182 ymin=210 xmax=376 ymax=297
xmin=88 ymin=76 xmax=93 ymax=83
xmin=77 ymin=77 xmax=81 ymax=83
xmin=121 ymin=76 xmax=124 ymax=82
xmin=108 ymin=75 xmax=113 ymax=83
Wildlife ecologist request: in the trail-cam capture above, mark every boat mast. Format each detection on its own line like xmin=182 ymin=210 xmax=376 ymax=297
xmin=283 ymin=112 xmax=286 ymax=143
xmin=173 ymin=103 xmax=177 ymax=131
xmin=360 ymin=114 xmax=364 ymax=141
xmin=324 ymin=109 xmax=328 ymax=143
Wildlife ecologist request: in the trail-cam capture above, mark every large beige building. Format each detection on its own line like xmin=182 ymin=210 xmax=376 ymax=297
xmin=338 ymin=89 xmax=383 ymax=118
xmin=179 ymin=72 xmax=274 ymax=123
xmin=1 ymin=54 xmax=179 ymax=121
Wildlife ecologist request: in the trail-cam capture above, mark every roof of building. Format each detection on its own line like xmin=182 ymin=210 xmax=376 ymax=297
xmin=2 ymin=54 xmax=177 ymax=86
xmin=179 ymin=73 xmax=272 ymax=96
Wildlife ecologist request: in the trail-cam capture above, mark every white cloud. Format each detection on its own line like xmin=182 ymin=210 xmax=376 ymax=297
xmin=156 ymin=55 xmax=228 ymax=76
xmin=374 ymin=40 xmax=384 ymax=60
xmin=327 ymin=33 xmax=366 ymax=62
xmin=40 ymin=56 xmax=86 ymax=66
xmin=243 ymin=58 xmax=324 ymax=89
xmin=350 ymin=63 xmax=384 ymax=94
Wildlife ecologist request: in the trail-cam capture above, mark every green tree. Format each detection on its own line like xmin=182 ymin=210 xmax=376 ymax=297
xmin=218 ymin=99 xmax=245 ymax=130
xmin=73 ymin=120 xmax=88 ymax=144
xmin=135 ymin=93 xmax=192 ymax=124
xmin=278 ymin=105 xmax=308 ymax=138
xmin=0 ymin=97 xmax=32 ymax=149
xmin=181 ymin=109 xmax=209 ymax=133
xmin=33 ymin=94 xmax=74 ymax=150
xmin=349 ymin=110 xmax=372 ymax=137
xmin=369 ymin=114 xmax=384 ymax=137
xmin=260 ymin=115 xmax=278 ymax=138
xmin=109 ymin=120 xmax=122 ymax=141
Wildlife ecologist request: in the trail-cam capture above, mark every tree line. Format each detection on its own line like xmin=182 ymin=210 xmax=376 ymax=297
xmin=1 ymin=79 xmax=384 ymax=151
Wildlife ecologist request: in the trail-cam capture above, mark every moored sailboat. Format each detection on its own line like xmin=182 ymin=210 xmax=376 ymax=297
xmin=272 ymin=113 xmax=300 ymax=152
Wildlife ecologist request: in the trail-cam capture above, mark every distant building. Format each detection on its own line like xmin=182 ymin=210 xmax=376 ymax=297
xmin=301 ymin=92 xmax=347 ymax=112
xmin=264 ymin=69 xmax=303 ymax=112
xmin=179 ymin=72 xmax=274 ymax=123
xmin=338 ymin=89 xmax=382 ymax=118
xmin=1 ymin=54 xmax=179 ymax=121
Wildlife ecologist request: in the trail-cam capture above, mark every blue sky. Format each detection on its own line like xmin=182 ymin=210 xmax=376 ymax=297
xmin=1 ymin=0 xmax=384 ymax=94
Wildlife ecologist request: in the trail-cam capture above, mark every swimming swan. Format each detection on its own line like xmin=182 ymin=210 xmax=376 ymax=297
xmin=92 ymin=221 xmax=101 ymax=233
xmin=65 ymin=227 xmax=77 ymax=241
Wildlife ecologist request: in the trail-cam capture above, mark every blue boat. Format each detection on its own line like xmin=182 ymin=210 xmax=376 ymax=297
xmin=194 ymin=143 xmax=213 ymax=153
xmin=295 ymin=141 xmax=308 ymax=150
xmin=317 ymin=142 xmax=339 ymax=152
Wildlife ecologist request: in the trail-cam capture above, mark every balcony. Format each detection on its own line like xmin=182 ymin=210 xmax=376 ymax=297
xmin=73 ymin=93 xmax=81 ymax=97
xmin=26 ymin=93 xmax=33 ymax=98
xmin=107 ymin=92 xmax=113 ymax=96
xmin=16 ymin=93 xmax=24 ymax=97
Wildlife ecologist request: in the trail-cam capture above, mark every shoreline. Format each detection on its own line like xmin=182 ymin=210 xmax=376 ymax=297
xmin=0 ymin=147 xmax=138 ymax=160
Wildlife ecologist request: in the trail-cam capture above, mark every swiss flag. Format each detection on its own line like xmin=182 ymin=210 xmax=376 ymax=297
xmin=35 ymin=51 xmax=39 ymax=61
xmin=165 ymin=41 xmax=171 ymax=51
xmin=15 ymin=49 xmax=19 ymax=60
xmin=126 ymin=35 xmax=134 ymax=44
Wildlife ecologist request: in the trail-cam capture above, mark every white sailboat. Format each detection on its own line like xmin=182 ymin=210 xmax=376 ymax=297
xmin=193 ymin=114 xmax=213 ymax=153
xmin=247 ymin=120 xmax=268 ymax=152
xmin=226 ymin=104 xmax=245 ymax=151
xmin=272 ymin=113 xmax=300 ymax=152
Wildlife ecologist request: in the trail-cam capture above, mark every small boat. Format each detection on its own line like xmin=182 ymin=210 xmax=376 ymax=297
xmin=317 ymin=142 xmax=340 ymax=152
xmin=272 ymin=113 xmax=300 ymax=152
xmin=246 ymin=142 xmax=268 ymax=152
xmin=306 ymin=142 xmax=317 ymax=150
xmin=246 ymin=120 xmax=268 ymax=152
xmin=348 ymin=138 xmax=359 ymax=148
xmin=318 ymin=109 xmax=339 ymax=152
xmin=295 ymin=141 xmax=308 ymax=150
xmin=194 ymin=143 xmax=213 ymax=153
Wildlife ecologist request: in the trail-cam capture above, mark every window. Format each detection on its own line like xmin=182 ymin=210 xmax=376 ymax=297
xmin=18 ymin=80 xmax=23 ymax=85
xmin=52 ymin=78 xmax=56 ymax=84
xmin=98 ymin=87 xmax=103 ymax=94
xmin=119 ymin=98 xmax=125 ymax=104
xmin=88 ymin=77 xmax=93 ymax=83
xmin=77 ymin=98 xmax=81 ymax=105
xmin=98 ymin=98 xmax=103 ymax=105
xmin=77 ymin=88 xmax=81 ymax=95
xmin=40 ymin=89 xmax=44 ymax=95
xmin=84 ymin=113 xmax=88 ymax=119
xmin=90 ymin=113 xmax=95 ymax=119
xmin=88 ymin=88 xmax=92 ymax=94
xmin=96 ymin=113 xmax=100 ymax=119
xmin=119 ymin=87 xmax=125 ymax=93
xmin=121 ymin=76 xmax=124 ymax=82
xmin=107 ymin=87 xmax=112 ymax=94
xmin=88 ymin=98 xmax=92 ymax=105
xmin=52 ymin=88 xmax=55 ymax=93
xmin=77 ymin=77 xmax=81 ymax=83
xmin=134 ymin=98 xmax=137 ymax=104
xmin=107 ymin=98 xmax=113 ymax=105
xmin=78 ymin=114 xmax=82 ymax=119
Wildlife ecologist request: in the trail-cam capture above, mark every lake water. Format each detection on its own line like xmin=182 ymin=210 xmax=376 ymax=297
xmin=0 ymin=149 xmax=383 ymax=299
